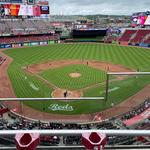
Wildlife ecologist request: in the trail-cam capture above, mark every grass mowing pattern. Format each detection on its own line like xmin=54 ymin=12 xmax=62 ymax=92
xmin=40 ymin=64 xmax=106 ymax=90
xmin=3 ymin=44 xmax=150 ymax=114
xmin=8 ymin=62 xmax=53 ymax=98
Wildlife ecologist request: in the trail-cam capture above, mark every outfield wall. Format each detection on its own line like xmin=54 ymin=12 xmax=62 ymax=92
xmin=119 ymin=42 xmax=150 ymax=48
xmin=0 ymin=40 xmax=56 ymax=49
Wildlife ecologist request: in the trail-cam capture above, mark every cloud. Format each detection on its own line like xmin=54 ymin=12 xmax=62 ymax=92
xmin=49 ymin=0 xmax=150 ymax=15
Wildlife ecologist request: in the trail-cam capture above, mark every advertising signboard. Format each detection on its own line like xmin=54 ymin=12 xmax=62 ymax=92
xmin=40 ymin=5 xmax=49 ymax=14
xmin=0 ymin=44 xmax=5 ymax=49
xmin=30 ymin=42 xmax=39 ymax=46
xmin=36 ymin=0 xmax=48 ymax=6
xmin=4 ymin=44 xmax=12 ymax=48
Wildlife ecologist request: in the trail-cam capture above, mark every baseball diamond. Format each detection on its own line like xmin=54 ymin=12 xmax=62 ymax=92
xmin=1 ymin=1 xmax=150 ymax=149
xmin=1 ymin=43 xmax=150 ymax=120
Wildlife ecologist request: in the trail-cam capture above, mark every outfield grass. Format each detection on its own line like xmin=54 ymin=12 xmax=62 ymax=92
xmin=3 ymin=44 xmax=150 ymax=114
xmin=40 ymin=64 xmax=106 ymax=90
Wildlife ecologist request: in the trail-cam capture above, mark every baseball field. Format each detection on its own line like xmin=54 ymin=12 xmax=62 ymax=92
xmin=2 ymin=43 xmax=150 ymax=116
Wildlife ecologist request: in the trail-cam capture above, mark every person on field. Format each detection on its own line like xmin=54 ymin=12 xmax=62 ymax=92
xmin=64 ymin=90 xmax=68 ymax=98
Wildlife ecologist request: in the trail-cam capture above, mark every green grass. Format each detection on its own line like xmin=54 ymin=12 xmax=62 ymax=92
xmin=84 ymin=75 xmax=150 ymax=100
xmin=40 ymin=64 xmax=106 ymax=90
xmin=8 ymin=62 xmax=53 ymax=98
xmin=3 ymin=43 xmax=150 ymax=114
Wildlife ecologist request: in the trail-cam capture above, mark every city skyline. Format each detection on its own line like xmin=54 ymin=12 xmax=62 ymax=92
xmin=49 ymin=0 xmax=150 ymax=15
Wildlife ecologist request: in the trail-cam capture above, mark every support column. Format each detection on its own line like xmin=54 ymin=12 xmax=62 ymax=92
xmin=105 ymin=73 xmax=109 ymax=101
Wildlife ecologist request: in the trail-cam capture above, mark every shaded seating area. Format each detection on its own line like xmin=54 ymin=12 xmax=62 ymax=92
xmin=0 ymin=34 xmax=59 ymax=44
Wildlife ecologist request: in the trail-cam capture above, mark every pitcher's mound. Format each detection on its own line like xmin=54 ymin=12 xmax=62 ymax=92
xmin=69 ymin=72 xmax=81 ymax=78
xmin=51 ymin=89 xmax=83 ymax=99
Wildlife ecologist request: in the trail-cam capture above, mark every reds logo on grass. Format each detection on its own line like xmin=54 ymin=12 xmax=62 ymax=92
xmin=48 ymin=104 xmax=74 ymax=111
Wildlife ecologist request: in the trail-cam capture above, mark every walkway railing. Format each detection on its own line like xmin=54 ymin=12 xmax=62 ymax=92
xmin=0 ymin=129 xmax=150 ymax=136
xmin=0 ymin=130 xmax=150 ymax=150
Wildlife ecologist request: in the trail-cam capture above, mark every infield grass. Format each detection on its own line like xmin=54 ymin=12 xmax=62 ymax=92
xmin=40 ymin=64 xmax=106 ymax=90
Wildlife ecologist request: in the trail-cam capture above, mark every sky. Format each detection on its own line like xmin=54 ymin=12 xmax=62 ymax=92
xmin=49 ymin=0 xmax=150 ymax=15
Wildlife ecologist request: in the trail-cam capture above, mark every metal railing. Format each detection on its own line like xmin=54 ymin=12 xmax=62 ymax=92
xmin=0 ymin=97 xmax=105 ymax=101
xmin=0 ymin=129 xmax=150 ymax=136
xmin=1 ymin=145 xmax=150 ymax=150
xmin=0 ymin=130 xmax=150 ymax=150
xmin=108 ymin=72 xmax=150 ymax=75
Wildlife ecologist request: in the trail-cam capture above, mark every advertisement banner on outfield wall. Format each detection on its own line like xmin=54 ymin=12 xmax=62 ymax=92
xmin=30 ymin=42 xmax=39 ymax=46
xmin=40 ymin=6 xmax=49 ymax=14
xmin=48 ymin=40 xmax=55 ymax=44
xmin=23 ymin=43 xmax=29 ymax=47
xmin=4 ymin=44 xmax=12 ymax=48
xmin=12 ymin=43 xmax=22 ymax=48
xmin=0 ymin=44 xmax=5 ymax=49
xmin=36 ymin=0 xmax=49 ymax=6
xmin=39 ymin=41 xmax=48 ymax=45
xmin=139 ymin=43 xmax=148 ymax=47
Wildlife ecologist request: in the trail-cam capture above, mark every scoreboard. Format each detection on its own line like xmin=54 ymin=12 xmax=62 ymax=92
xmin=131 ymin=11 xmax=150 ymax=27
xmin=0 ymin=0 xmax=50 ymax=17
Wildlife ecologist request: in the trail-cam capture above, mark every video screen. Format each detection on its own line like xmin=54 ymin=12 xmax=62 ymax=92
xmin=131 ymin=11 xmax=150 ymax=27
xmin=0 ymin=4 xmax=49 ymax=16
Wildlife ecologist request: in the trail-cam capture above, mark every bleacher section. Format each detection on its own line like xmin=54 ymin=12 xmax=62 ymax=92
xmin=0 ymin=115 xmax=140 ymax=147
xmin=0 ymin=34 xmax=59 ymax=44
xmin=130 ymin=30 xmax=150 ymax=44
xmin=0 ymin=20 xmax=54 ymax=35
xmin=143 ymin=35 xmax=150 ymax=44
xmin=120 ymin=98 xmax=150 ymax=126
xmin=119 ymin=29 xmax=150 ymax=47
xmin=119 ymin=30 xmax=137 ymax=44
xmin=0 ymin=97 xmax=149 ymax=148
xmin=0 ymin=19 xmax=60 ymax=48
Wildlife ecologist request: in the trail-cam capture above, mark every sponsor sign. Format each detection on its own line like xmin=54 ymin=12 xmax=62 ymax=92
xmin=50 ymin=22 xmax=64 ymax=27
xmin=48 ymin=104 xmax=74 ymax=112
xmin=39 ymin=41 xmax=48 ymax=45
xmin=12 ymin=43 xmax=21 ymax=48
xmin=30 ymin=42 xmax=39 ymax=46
xmin=36 ymin=0 xmax=49 ymax=6
xmin=48 ymin=40 xmax=55 ymax=44
xmin=40 ymin=5 xmax=49 ymax=14
xmin=4 ymin=44 xmax=12 ymax=48
xmin=23 ymin=43 xmax=29 ymax=46
xmin=0 ymin=44 xmax=5 ymax=48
